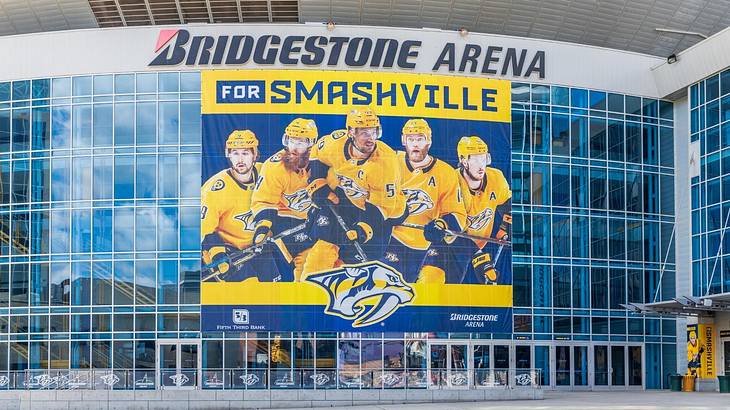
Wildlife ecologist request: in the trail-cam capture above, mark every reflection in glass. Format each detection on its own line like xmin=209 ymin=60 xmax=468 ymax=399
xmin=51 ymin=106 xmax=71 ymax=149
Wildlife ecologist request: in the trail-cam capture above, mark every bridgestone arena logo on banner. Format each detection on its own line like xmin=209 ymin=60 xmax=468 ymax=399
xmin=149 ymin=29 xmax=545 ymax=79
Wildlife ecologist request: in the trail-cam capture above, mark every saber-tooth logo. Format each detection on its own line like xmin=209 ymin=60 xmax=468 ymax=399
xmin=306 ymin=261 xmax=414 ymax=327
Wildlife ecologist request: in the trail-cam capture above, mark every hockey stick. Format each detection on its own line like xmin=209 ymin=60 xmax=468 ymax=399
xmin=326 ymin=203 xmax=369 ymax=262
xmin=399 ymin=222 xmax=512 ymax=247
xmin=202 ymin=222 xmax=309 ymax=282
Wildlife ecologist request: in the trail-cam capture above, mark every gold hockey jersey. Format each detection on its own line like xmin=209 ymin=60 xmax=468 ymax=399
xmin=200 ymin=165 xmax=261 ymax=251
xmin=392 ymin=152 xmax=467 ymax=250
xmin=251 ymin=150 xmax=311 ymax=220
xmin=309 ymin=129 xmax=406 ymax=219
xmin=459 ymin=167 xmax=512 ymax=249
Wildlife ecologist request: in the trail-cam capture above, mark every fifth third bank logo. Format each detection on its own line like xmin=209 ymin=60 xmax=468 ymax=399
xmin=233 ymin=309 xmax=249 ymax=325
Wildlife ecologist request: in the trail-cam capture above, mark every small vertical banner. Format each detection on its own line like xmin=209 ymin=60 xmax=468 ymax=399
xmin=687 ymin=323 xmax=715 ymax=378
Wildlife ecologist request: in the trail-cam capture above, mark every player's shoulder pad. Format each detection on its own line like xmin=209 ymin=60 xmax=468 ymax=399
xmin=264 ymin=149 xmax=286 ymax=165
xmin=316 ymin=129 xmax=348 ymax=152
xmin=202 ymin=169 xmax=230 ymax=193
xmin=433 ymin=158 xmax=459 ymax=178
xmin=329 ymin=129 xmax=348 ymax=140
xmin=376 ymin=140 xmax=398 ymax=158
xmin=485 ymin=166 xmax=507 ymax=181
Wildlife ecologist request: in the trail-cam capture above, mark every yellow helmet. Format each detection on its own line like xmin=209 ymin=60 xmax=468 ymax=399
xmin=457 ymin=136 xmax=491 ymax=165
xmin=226 ymin=130 xmax=259 ymax=152
xmin=283 ymin=118 xmax=318 ymax=146
xmin=346 ymin=107 xmax=381 ymax=138
xmin=401 ymin=118 xmax=432 ymax=144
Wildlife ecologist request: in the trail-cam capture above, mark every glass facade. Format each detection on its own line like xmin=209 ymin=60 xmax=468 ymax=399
xmin=0 ymin=71 xmax=676 ymax=389
xmin=690 ymin=67 xmax=730 ymax=297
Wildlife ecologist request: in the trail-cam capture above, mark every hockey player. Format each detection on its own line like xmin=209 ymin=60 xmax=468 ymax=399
xmin=303 ymin=107 xmax=407 ymax=276
xmin=455 ymin=136 xmax=512 ymax=284
xmin=419 ymin=135 xmax=511 ymax=284
xmin=385 ymin=118 xmax=467 ymax=283
xmin=687 ymin=329 xmax=704 ymax=377
xmin=251 ymin=118 xmax=318 ymax=281
xmin=201 ymin=130 xmax=280 ymax=282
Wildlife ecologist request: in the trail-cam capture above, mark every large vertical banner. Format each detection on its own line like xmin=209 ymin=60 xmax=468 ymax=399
xmin=687 ymin=324 xmax=715 ymax=378
xmin=200 ymin=69 xmax=512 ymax=332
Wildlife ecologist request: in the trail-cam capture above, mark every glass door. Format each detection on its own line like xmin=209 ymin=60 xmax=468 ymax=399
xmin=627 ymin=345 xmax=643 ymax=389
xmin=573 ymin=346 xmax=589 ymax=388
xmin=611 ymin=345 xmax=626 ymax=388
xmin=427 ymin=343 xmax=470 ymax=388
xmin=593 ymin=345 xmax=609 ymax=388
xmin=158 ymin=341 xmax=200 ymax=389
xmin=473 ymin=344 xmax=491 ymax=387
xmin=553 ymin=344 xmax=590 ymax=389
xmin=555 ymin=345 xmax=571 ymax=387
xmin=724 ymin=341 xmax=730 ymax=374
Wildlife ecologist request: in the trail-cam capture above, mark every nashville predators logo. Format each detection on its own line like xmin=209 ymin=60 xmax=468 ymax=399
xmin=336 ymin=174 xmax=368 ymax=199
xmin=233 ymin=211 xmax=256 ymax=230
xmin=306 ymin=261 xmax=415 ymax=327
xmin=467 ymin=208 xmax=494 ymax=231
xmin=283 ymin=188 xmax=312 ymax=212
xmin=403 ymin=189 xmax=434 ymax=215
xmin=211 ymin=179 xmax=225 ymax=191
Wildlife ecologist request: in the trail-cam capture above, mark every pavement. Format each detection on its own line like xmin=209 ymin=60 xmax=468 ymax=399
xmin=298 ymin=391 xmax=730 ymax=409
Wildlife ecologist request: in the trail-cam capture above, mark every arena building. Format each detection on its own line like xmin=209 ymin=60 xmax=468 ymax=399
xmin=0 ymin=1 xmax=730 ymax=405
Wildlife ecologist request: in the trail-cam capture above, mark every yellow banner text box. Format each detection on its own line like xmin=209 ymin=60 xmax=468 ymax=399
xmin=202 ymin=69 xmax=511 ymax=122
xmin=202 ymin=281 xmax=512 ymax=307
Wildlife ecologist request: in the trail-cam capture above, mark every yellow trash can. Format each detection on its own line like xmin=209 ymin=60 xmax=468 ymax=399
xmin=682 ymin=375 xmax=695 ymax=392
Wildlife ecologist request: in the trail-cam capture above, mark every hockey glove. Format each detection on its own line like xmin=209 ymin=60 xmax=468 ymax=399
xmin=471 ymin=251 xmax=498 ymax=284
xmin=307 ymin=178 xmax=339 ymax=208
xmin=205 ymin=247 xmax=231 ymax=275
xmin=252 ymin=219 xmax=273 ymax=245
xmin=346 ymin=222 xmax=374 ymax=244
xmin=423 ymin=218 xmax=448 ymax=243
xmin=496 ymin=214 xmax=512 ymax=241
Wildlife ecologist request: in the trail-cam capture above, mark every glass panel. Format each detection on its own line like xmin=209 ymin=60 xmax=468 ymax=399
xmin=181 ymin=344 xmax=197 ymax=369
xmin=594 ymin=346 xmax=608 ymax=385
xmin=534 ymin=345 xmax=549 ymax=386
xmin=158 ymin=260 xmax=178 ymax=305
xmin=515 ymin=345 xmax=530 ymax=369
xmin=93 ymin=104 xmax=113 ymax=147
xmin=159 ymin=101 xmax=179 ymax=145
xmin=628 ymin=346 xmax=642 ymax=386
xmin=72 ymin=105 xmax=92 ymax=148
xmin=338 ymin=340 xmax=360 ymax=388
xmin=248 ymin=339 xmax=269 ymax=369
xmin=611 ymin=346 xmax=625 ymax=386
xmin=114 ymin=103 xmax=134 ymax=146
xmin=136 ymin=102 xmax=156 ymax=145
xmin=573 ymin=346 xmax=588 ymax=386
xmin=556 ymin=346 xmax=570 ymax=386
xmin=493 ymin=345 xmax=509 ymax=370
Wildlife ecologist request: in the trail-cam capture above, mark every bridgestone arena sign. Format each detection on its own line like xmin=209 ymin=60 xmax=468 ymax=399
xmin=149 ymin=29 xmax=546 ymax=79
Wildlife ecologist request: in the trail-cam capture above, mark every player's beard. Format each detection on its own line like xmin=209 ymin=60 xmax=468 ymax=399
xmin=231 ymin=161 xmax=253 ymax=180
xmin=352 ymin=139 xmax=376 ymax=156
xmin=283 ymin=149 xmax=310 ymax=172
xmin=463 ymin=165 xmax=484 ymax=183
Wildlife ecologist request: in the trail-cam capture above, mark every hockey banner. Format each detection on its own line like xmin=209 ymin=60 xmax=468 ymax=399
xmin=200 ymin=69 xmax=512 ymax=332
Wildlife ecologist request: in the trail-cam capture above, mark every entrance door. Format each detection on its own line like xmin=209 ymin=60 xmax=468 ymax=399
xmin=597 ymin=344 xmax=642 ymax=389
xmin=158 ymin=341 xmax=200 ymax=389
xmin=554 ymin=344 xmax=590 ymax=389
xmin=428 ymin=343 xmax=470 ymax=388
xmin=593 ymin=345 xmax=609 ymax=388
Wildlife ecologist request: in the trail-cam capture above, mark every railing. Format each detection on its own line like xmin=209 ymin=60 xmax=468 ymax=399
xmin=0 ymin=368 xmax=541 ymax=390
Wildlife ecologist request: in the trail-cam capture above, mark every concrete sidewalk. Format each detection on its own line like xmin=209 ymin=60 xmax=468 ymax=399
xmin=301 ymin=391 xmax=730 ymax=409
